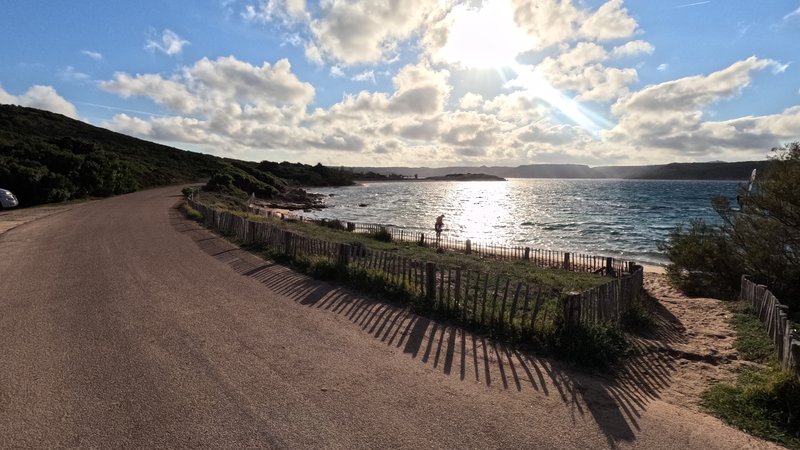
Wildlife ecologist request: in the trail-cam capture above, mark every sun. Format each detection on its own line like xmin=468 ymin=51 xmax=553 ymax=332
xmin=437 ymin=0 xmax=535 ymax=70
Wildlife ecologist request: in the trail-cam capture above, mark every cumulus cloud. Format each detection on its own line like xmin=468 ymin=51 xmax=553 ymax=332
xmin=329 ymin=65 xmax=345 ymax=77
xmin=307 ymin=0 xmax=438 ymax=65
xmin=611 ymin=40 xmax=654 ymax=58
xmin=529 ymin=42 xmax=638 ymax=102
xmin=604 ymin=57 xmax=789 ymax=158
xmin=0 ymin=85 xmax=78 ymax=118
xmin=145 ymin=29 xmax=190 ymax=56
xmin=101 ymin=56 xmax=314 ymax=115
xmin=578 ymin=0 xmax=638 ymax=42
xmin=512 ymin=0 xmax=638 ymax=49
xmin=352 ymin=70 xmax=376 ymax=83
xmin=242 ymin=0 xmax=308 ymax=23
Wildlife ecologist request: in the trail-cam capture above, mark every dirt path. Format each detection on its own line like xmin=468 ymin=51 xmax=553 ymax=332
xmin=628 ymin=273 xmax=747 ymax=410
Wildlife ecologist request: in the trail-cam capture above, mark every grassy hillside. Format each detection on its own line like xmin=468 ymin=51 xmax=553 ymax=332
xmin=0 ymin=105 xmax=354 ymax=207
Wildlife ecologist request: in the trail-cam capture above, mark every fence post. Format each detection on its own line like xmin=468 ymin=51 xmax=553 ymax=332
xmin=283 ymin=231 xmax=293 ymax=255
xmin=465 ymin=239 xmax=471 ymax=254
xmin=454 ymin=268 xmax=462 ymax=307
xmin=425 ymin=262 xmax=436 ymax=304
xmin=337 ymin=243 xmax=351 ymax=268
xmin=563 ymin=252 xmax=571 ymax=270
xmin=524 ymin=247 xmax=530 ymax=260
xmin=419 ymin=233 xmax=426 ymax=246
xmin=790 ymin=340 xmax=800 ymax=374
xmin=563 ymin=292 xmax=581 ymax=327
xmin=606 ymin=257 xmax=613 ymax=276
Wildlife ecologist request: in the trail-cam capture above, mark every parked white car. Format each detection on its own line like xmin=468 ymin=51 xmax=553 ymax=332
xmin=0 ymin=188 xmax=19 ymax=209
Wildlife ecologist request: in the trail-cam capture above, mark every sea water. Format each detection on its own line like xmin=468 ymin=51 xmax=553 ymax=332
xmin=302 ymin=179 xmax=740 ymax=266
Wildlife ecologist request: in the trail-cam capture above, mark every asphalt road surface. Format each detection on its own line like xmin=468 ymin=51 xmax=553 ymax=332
xmin=0 ymin=187 xmax=778 ymax=449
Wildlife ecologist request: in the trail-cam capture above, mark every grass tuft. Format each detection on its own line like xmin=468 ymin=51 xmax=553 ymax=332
xmin=699 ymin=300 xmax=800 ymax=448
xmin=178 ymin=202 xmax=203 ymax=221
xmin=701 ymin=365 xmax=800 ymax=449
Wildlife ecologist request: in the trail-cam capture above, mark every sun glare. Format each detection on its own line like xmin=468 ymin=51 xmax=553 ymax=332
xmin=438 ymin=0 xmax=534 ymax=69
xmin=506 ymin=63 xmax=611 ymax=135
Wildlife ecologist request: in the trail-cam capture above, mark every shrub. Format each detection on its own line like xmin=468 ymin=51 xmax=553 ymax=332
xmin=658 ymin=219 xmax=744 ymax=298
xmin=546 ymin=321 xmax=629 ymax=369
xmin=370 ymin=227 xmax=392 ymax=242
xmin=178 ymin=203 xmax=203 ymax=221
xmin=661 ymin=142 xmax=800 ymax=306
xmin=181 ymin=187 xmax=194 ymax=197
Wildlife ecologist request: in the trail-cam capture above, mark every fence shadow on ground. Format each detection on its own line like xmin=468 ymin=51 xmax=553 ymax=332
xmin=170 ymin=209 xmax=687 ymax=447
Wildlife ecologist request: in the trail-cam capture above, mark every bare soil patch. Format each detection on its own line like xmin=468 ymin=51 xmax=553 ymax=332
xmin=632 ymin=272 xmax=754 ymax=410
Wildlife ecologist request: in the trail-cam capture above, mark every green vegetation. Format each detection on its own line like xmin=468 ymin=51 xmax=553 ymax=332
xmin=662 ymin=143 xmax=800 ymax=445
xmin=189 ymin=191 xmax=640 ymax=369
xmin=0 ymin=105 xmax=356 ymax=208
xmin=728 ymin=302 xmax=778 ymax=363
xmin=198 ymin=190 xmax=608 ymax=293
xmin=702 ymin=365 xmax=800 ymax=448
xmin=659 ymin=142 xmax=800 ymax=309
xmin=178 ymin=202 xmax=203 ymax=222
xmin=699 ymin=300 xmax=800 ymax=448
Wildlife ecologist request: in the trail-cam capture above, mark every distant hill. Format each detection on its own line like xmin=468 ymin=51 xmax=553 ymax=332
xmin=0 ymin=105 xmax=354 ymax=207
xmin=424 ymin=173 xmax=505 ymax=181
xmin=352 ymin=160 xmax=770 ymax=181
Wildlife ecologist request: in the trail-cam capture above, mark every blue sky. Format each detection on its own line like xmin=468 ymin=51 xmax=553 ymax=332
xmin=1 ymin=0 xmax=799 ymax=167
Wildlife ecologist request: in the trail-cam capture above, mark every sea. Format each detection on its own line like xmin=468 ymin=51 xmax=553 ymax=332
xmin=302 ymin=179 xmax=741 ymax=267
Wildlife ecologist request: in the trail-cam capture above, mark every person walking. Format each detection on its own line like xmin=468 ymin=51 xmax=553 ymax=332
xmin=434 ymin=214 xmax=445 ymax=240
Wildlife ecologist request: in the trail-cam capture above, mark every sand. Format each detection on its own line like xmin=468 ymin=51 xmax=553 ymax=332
xmin=627 ymin=272 xmax=754 ymax=410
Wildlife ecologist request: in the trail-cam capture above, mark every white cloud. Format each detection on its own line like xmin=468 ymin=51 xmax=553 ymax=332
xmin=81 ymin=50 xmax=103 ymax=60
xmin=329 ymin=65 xmax=345 ymax=77
xmin=101 ymin=73 xmax=199 ymax=113
xmin=530 ymin=42 xmax=637 ymax=102
xmin=0 ymin=85 xmax=78 ymax=118
xmin=458 ymin=92 xmax=484 ymax=110
xmin=101 ymin=56 xmax=314 ymax=115
xmin=611 ymin=40 xmax=654 ymax=58
xmin=308 ymin=0 xmax=437 ymax=65
xmin=783 ymin=6 xmax=800 ymax=21
xmin=657 ymin=63 xmax=668 ymax=71
xmin=58 ymin=66 xmax=91 ymax=82
xmin=605 ymin=57 xmax=781 ymax=157
xmin=512 ymin=0 xmax=639 ymax=49
xmin=242 ymin=0 xmax=308 ymax=23
xmin=352 ymin=70 xmax=376 ymax=83
xmin=145 ymin=29 xmax=190 ymax=56
xmin=579 ymin=0 xmax=638 ymax=42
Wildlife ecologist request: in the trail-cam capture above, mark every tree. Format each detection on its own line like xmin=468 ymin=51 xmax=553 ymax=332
xmin=661 ymin=142 xmax=800 ymax=306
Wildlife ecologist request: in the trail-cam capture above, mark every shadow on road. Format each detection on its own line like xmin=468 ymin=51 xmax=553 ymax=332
xmin=171 ymin=210 xmax=687 ymax=447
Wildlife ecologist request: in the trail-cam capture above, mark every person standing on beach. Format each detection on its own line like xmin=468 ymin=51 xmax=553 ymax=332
xmin=435 ymin=214 xmax=445 ymax=240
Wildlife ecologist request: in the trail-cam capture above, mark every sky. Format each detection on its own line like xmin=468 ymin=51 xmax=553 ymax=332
xmin=1 ymin=0 xmax=799 ymax=168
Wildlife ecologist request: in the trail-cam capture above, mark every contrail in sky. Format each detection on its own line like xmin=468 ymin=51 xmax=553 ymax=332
xmin=73 ymin=101 xmax=169 ymax=117
xmin=675 ymin=1 xmax=711 ymax=8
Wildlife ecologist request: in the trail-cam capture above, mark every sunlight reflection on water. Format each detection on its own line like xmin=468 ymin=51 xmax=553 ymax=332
xmin=303 ymin=179 xmax=739 ymax=266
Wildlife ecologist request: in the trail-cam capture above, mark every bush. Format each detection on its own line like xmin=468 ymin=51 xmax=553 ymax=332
xmin=546 ymin=321 xmax=630 ymax=369
xmin=661 ymin=142 xmax=800 ymax=306
xmin=178 ymin=203 xmax=203 ymax=221
xmin=181 ymin=187 xmax=194 ymax=197
xmin=370 ymin=227 xmax=393 ymax=242
xmin=658 ymin=219 xmax=744 ymax=298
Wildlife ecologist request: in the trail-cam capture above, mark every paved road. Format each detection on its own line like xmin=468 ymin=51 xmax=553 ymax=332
xmin=0 ymin=187 xmax=778 ymax=449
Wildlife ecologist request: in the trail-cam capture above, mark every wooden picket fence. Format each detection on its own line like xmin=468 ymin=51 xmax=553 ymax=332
xmin=740 ymin=276 xmax=800 ymax=375
xmin=188 ymin=200 xmax=643 ymax=336
xmin=248 ymin=205 xmax=633 ymax=276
